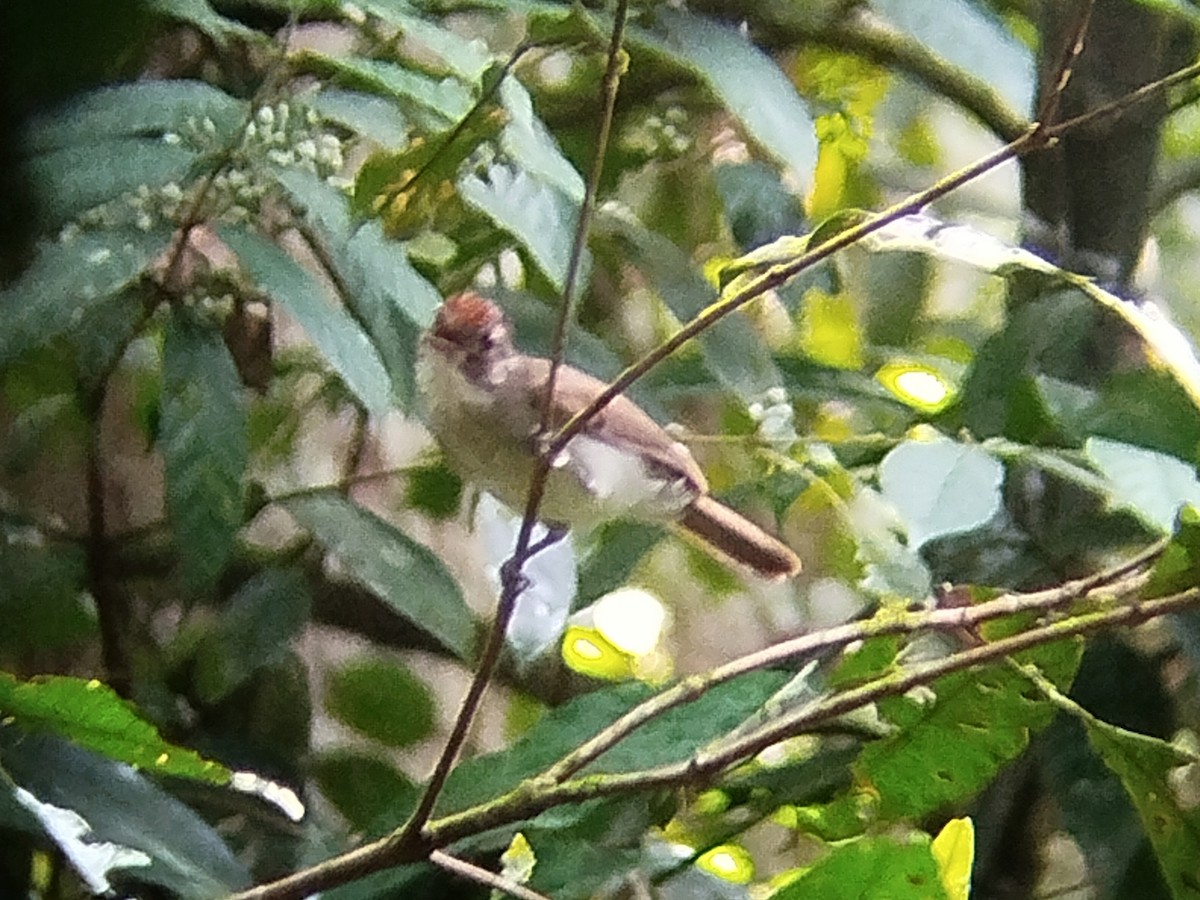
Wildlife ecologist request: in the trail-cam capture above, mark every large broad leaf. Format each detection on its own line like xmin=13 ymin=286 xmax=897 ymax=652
xmin=22 ymin=79 xmax=245 ymax=151
xmin=282 ymin=490 xmax=477 ymax=660
xmin=770 ymin=835 xmax=949 ymax=900
xmin=0 ymin=227 xmax=171 ymax=368
xmin=811 ymin=631 xmax=1081 ymax=838
xmin=437 ymin=671 xmax=789 ymax=817
xmin=1083 ymin=715 xmax=1200 ymax=899
xmin=1085 ymin=437 xmax=1200 ymax=534
xmin=193 ymin=567 xmax=313 ymax=703
xmin=878 ymin=437 xmax=1005 ymax=549
xmin=160 ymin=315 xmax=248 ymax=595
xmin=275 ymin=170 xmax=441 ymax=407
xmin=220 ymin=225 xmax=394 ymax=416
xmin=459 ymin=163 xmax=581 ymax=291
xmin=25 ymin=139 xmax=197 ymax=230
xmin=0 ymin=673 xmax=229 ymax=784
xmin=0 ymin=732 xmax=248 ymax=899
xmin=872 ymin=0 xmax=1034 ymax=114
xmin=632 ymin=10 xmax=818 ymax=186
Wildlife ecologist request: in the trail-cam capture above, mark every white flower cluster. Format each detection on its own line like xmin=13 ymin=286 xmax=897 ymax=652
xmin=625 ymin=105 xmax=692 ymax=159
xmin=59 ymin=100 xmax=346 ymax=242
xmin=748 ymin=386 xmax=797 ymax=450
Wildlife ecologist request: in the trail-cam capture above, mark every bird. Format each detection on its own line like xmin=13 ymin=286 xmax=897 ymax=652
xmin=416 ymin=292 xmax=801 ymax=580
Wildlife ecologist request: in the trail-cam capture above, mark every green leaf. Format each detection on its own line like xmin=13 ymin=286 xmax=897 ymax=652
xmin=311 ymin=749 xmax=416 ymax=831
xmin=23 ymin=79 xmax=245 ymax=151
xmin=577 ymin=521 xmax=665 ymax=604
xmin=160 ymin=315 xmax=248 ymax=595
xmin=872 ymin=0 xmax=1033 ymax=113
xmin=306 ymin=89 xmax=409 ymax=146
xmin=811 ymin=633 xmax=1081 ymax=837
xmin=295 ymin=52 xmax=471 ymax=125
xmin=194 ymin=568 xmax=313 ymax=703
xmin=439 ymin=671 xmax=789 ymax=816
xmin=879 ymin=437 xmax=1005 ymax=548
xmin=282 ymin=490 xmax=477 ymax=659
xmin=275 ymin=170 xmax=440 ymax=407
xmin=361 ymin=2 xmax=492 ymax=81
xmin=634 ymin=9 xmax=818 ymax=185
xmin=25 ymin=139 xmax=197 ymax=229
xmin=1083 ymin=716 xmax=1200 ymax=899
xmin=403 ymin=458 xmax=463 ymax=519
xmin=770 ymin=835 xmax=949 ymax=900
xmin=1085 ymin=437 xmax=1200 ymax=534
xmin=0 ymin=673 xmax=229 ymax=784
xmin=0 ymin=524 xmax=92 ymax=653
xmin=459 ymin=164 xmax=580 ymax=291
xmin=220 ymin=225 xmax=394 ymax=415
xmin=1147 ymin=504 xmax=1200 ymax=597
xmin=145 ymin=0 xmax=259 ymax=45
xmin=600 ymin=213 xmax=782 ymax=402
xmin=326 ymin=657 xmax=436 ymax=748
xmin=0 ymin=732 xmax=248 ymax=898
xmin=0 ymin=227 xmax=171 ymax=368
xmin=498 ymin=77 xmax=585 ymax=202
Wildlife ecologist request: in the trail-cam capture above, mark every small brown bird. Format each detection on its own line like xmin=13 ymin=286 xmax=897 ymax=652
xmin=417 ymin=292 xmax=801 ymax=580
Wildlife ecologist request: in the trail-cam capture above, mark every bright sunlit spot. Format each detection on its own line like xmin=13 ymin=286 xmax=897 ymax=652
xmin=593 ymin=588 xmax=666 ymax=656
xmin=876 ymin=361 xmax=956 ymax=413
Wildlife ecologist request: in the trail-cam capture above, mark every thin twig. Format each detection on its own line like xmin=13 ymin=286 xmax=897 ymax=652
xmin=398 ymin=0 xmax=632 ymax=843
xmin=430 ymin=850 xmax=552 ymax=900
xmin=1033 ymin=0 xmax=1095 ymax=129
xmin=421 ymin=588 xmax=1200 ymax=849
xmin=548 ymin=52 xmax=1200 ymax=459
xmin=538 ymin=546 xmax=1161 ymax=783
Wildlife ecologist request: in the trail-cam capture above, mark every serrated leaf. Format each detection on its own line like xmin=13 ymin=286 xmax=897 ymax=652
xmin=459 ymin=164 xmax=580 ymax=291
xmin=0 ymin=673 xmax=229 ymax=784
xmin=879 ymin=438 xmax=1004 ymax=549
xmin=160 ymin=315 xmax=248 ymax=595
xmin=439 ymin=671 xmax=789 ymax=816
xmin=194 ymin=568 xmax=313 ymax=703
xmin=769 ymin=835 xmax=949 ymax=900
xmin=282 ymin=490 xmax=476 ymax=659
xmin=1083 ymin=716 xmax=1200 ymax=899
xmin=23 ymin=79 xmax=245 ymax=151
xmin=326 ymin=657 xmax=436 ymax=748
xmin=0 ymin=228 xmax=171 ymax=368
xmin=634 ymin=10 xmax=817 ymax=186
xmin=812 ymin=634 xmax=1081 ymax=837
xmin=1085 ymin=437 xmax=1200 ymax=534
xmin=0 ymin=732 xmax=248 ymax=898
xmin=220 ymin=226 xmax=394 ymax=415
